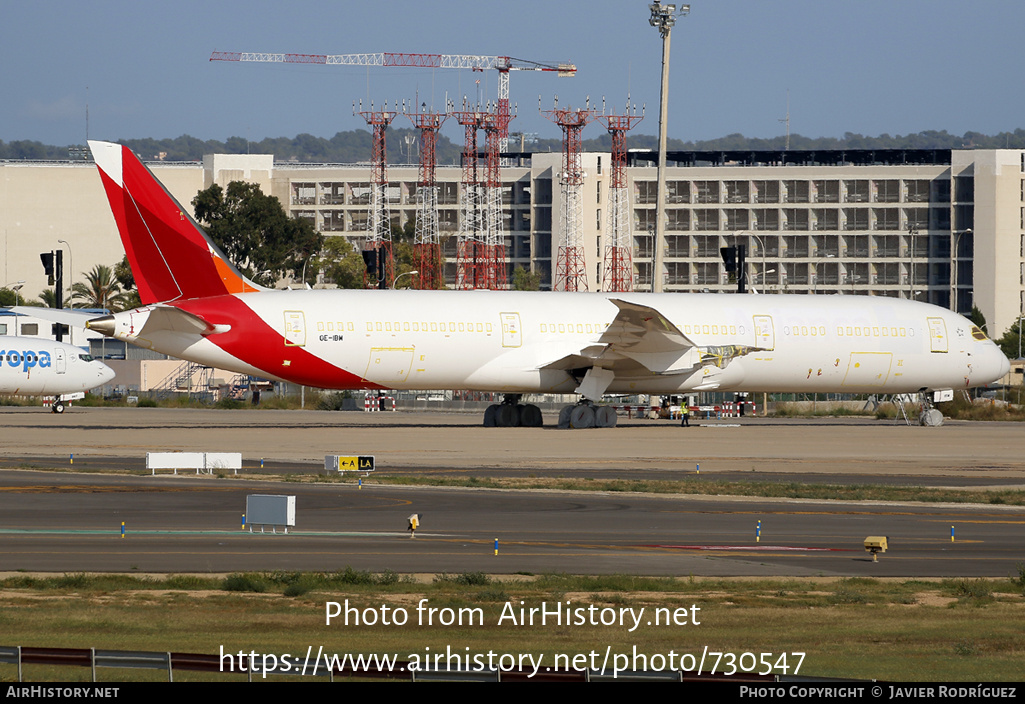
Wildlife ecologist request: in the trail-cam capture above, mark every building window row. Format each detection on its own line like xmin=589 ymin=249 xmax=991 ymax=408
xmin=638 ymin=178 xmax=948 ymax=205
xmin=635 ymin=207 xmax=949 ymax=232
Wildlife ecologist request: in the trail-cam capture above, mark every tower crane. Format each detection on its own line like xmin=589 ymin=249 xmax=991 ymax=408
xmin=210 ymin=51 xmax=576 ymax=157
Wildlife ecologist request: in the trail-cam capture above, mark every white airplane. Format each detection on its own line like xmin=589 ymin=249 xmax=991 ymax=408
xmin=45 ymin=140 xmax=1013 ymax=427
xmin=0 ymin=336 xmax=116 ymax=413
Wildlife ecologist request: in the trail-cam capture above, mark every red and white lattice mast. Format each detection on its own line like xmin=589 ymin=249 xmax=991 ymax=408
xmin=355 ymin=101 xmax=397 ymax=289
xmin=542 ymin=98 xmax=597 ymax=292
xmin=480 ymin=104 xmax=512 ymax=289
xmin=452 ymin=103 xmax=488 ymax=290
xmin=596 ymin=99 xmax=643 ymax=292
xmin=406 ymin=104 xmax=448 ymax=290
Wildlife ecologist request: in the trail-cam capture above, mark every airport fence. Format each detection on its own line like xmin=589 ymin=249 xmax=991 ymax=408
xmin=0 ymin=644 xmax=791 ymax=682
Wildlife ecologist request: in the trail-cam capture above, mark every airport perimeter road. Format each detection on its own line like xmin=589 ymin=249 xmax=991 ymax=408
xmin=0 ymin=406 xmax=1023 ymax=485
xmin=0 ymin=469 xmax=1022 ymax=577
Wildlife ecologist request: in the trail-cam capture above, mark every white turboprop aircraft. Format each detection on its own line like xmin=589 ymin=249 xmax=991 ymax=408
xmin=47 ymin=140 xmax=1011 ymax=427
xmin=0 ymin=336 xmax=116 ymax=413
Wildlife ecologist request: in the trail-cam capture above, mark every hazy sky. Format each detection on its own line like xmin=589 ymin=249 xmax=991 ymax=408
xmin=4 ymin=0 xmax=1024 ymax=148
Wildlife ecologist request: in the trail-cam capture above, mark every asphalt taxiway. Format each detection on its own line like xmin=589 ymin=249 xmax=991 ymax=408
xmin=0 ymin=407 xmax=1022 ymax=576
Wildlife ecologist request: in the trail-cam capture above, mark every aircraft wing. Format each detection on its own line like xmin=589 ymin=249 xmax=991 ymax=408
xmin=537 ymin=298 xmax=765 ymax=398
xmin=540 ymin=299 xmax=699 ymax=374
xmin=599 ymin=298 xmax=700 ymax=372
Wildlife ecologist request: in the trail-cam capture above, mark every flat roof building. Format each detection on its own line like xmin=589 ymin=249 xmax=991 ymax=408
xmin=2 ymin=148 xmax=1023 ymax=339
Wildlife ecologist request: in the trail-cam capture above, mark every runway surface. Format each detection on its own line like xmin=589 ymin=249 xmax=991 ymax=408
xmin=0 ymin=407 xmax=1022 ymax=576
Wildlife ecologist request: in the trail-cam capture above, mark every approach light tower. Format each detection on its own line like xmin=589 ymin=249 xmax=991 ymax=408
xmin=480 ymin=105 xmax=512 ymax=289
xmin=355 ymin=101 xmax=397 ymax=289
xmin=543 ymin=98 xmax=598 ymax=292
xmin=452 ymin=104 xmax=489 ymax=290
xmin=648 ymin=1 xmax=689 ymax=293
xmin=596 ymin=100 xmax=644 ymax=292
xmin=407 ymin=105 xmax=448 ymax=290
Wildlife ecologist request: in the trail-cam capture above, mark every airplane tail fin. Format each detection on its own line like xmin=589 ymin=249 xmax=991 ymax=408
xmin=88 ymin=140 xmax=264 ymax=305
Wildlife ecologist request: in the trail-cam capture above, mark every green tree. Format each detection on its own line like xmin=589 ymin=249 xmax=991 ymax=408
xmin=72 ymin=264 xmax=129 ymax=311
xmin=0 ymin=288 xmax=19 ymax=307
xmin=37 ymin=288 xmax=58 ymax=308
xmin=512 ymin=266 xmax=542 ymax=291
xmin=114 ymin=255 xmax=141 ymax=309
xmin=995 ymin=318 xmax=1023 ymax=360
xmin=317 ymin=237 xmax=367 ymax=289
xmin=970 ymin=306 xmax=987 ymax=332
xmin=192 ymin=181 xmax=323 ymax=287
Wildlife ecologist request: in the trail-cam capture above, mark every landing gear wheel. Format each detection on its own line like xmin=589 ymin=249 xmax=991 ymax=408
xmin=52 ymin=400 xmax=65 ymax=414
xmin=594 ymin=406 xmax=617 ymax=428
xmin=496 ymin=404 xmax=521 ymax=427
xmin=520 ymin=404 xmax=543 ymax=427
xmin=483 ymin=404 xmax=499 ymax=427
xmin=558 ymin=405 xmax=574 ymax=429
xmin=569 ymin=404 xmax=596 ymax=429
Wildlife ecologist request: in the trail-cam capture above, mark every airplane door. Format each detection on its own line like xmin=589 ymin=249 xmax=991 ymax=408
xmin=55 ymin=348 xmax=66 ymax=374
xmin=753 ymin=315 xmax=775 ymax=351
xmin=284 ymin=311 xmax=306 ymax=347
xmin=500 ymin=312 xmax=522 ymax=348
xmin=364 ymin=347 xmax=415 ymax=384
xmin=842 ymin=352 xmax=893 ymax=387
xmin=927 ymin=317 xmax=948 ymax=353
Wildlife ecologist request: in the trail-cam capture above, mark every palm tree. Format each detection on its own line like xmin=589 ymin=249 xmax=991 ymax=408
xmin=72 ymin=264 xmax=129 ymax=312
xmin=37 ymin=288 xmax=58 ymax=308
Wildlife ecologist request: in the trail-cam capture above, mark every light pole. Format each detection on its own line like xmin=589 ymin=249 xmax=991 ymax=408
xmin=3 ymin=280 xmax=25 ymax=305
xmin=906 ymin=224 xmax=917 ymax=301
xmin=751 ymin=268 xmax=775 ymax=294
xmin=3 ymin=280 xmax=24 ymax=337
xmin=1017 ymin=313 xmax=1023 ymax=406
xmin=393 ymin=270 xmax=419 ymax=289
xmin=951 ymin=228 xmax=971 ymax=313
xmin=740 ymin=231 xmax=766 ymax=294
xmin=301 ymin=253 xmax=316 ymax=289
xmin=57 ymin=240 xmax=73 ymax=308
xmin=648 ymin=1 xmax=689 ymax=293
xmin=1017 ymin=313 xmax=1023 ymax=362
xmin=58 ymin=239 xmax=73 ymax=344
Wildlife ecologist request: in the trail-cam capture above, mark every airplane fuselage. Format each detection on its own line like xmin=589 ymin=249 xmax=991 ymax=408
xmin=76 ymin=139 xmax=1011 ymax=413
xmin=0 ymin=337 xmax=115 ymax=397
xmin=100 ymin=290 xmax=1007 ymax=397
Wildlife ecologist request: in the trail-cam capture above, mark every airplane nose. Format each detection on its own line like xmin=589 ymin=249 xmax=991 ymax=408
xmin=983 ymin=343 xmax=1011 ymax=384
xmin=997 ymin=348 xmax=1011 ymax=378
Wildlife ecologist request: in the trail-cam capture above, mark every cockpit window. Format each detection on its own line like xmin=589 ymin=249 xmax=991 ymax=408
xmin=971 ymin=326 xmax=987 ymax=341
xmin=79 ymin=354 xmax=94 ymax=362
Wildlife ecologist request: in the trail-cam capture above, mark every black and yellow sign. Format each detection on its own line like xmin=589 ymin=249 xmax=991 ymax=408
xmin=335 ymin=455 xmax=375 ymax=472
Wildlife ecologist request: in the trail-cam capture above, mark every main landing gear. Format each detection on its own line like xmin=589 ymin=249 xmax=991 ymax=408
xmin=482 ymin=395 xmax=619 ymax=429
xmin=557 ymin=400 xmax=618 ymax=429
xmin=51 ymin=400 xmax=66 ymax=414
xmin=483 ymin=394 xmax=544 ymax=427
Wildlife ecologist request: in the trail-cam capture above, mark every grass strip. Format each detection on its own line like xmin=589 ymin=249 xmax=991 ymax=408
xmin=1 ymin=571 xmax=1023 ymax=682
xmin=364 ymin=475 xmax=1025 ymax=506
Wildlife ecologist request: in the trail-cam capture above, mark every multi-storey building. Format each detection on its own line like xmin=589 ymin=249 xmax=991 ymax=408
xmin=2 ymin=148 xmax=1023 ymax=340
